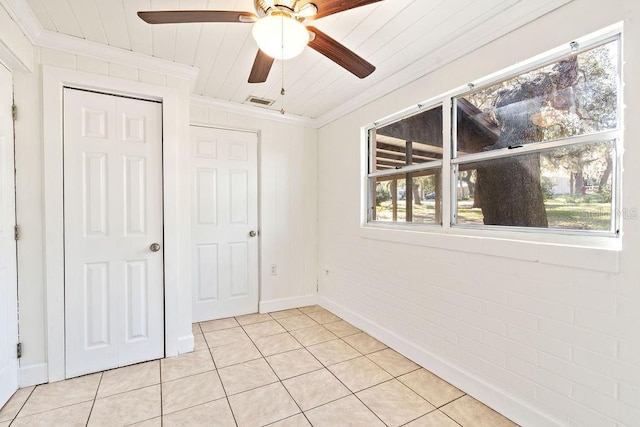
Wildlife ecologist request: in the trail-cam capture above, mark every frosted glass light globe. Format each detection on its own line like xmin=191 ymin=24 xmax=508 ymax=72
xmin=252 ymin=14 xmax=309 ymax=60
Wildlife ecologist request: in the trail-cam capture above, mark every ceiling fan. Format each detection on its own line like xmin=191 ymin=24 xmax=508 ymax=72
xmin=138 ymin=0 xmax=382 ymax=83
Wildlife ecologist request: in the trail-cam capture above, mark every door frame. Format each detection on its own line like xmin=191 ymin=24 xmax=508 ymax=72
xmin=43 ymin=66 xmax=191 ymax=382
xmin=0 ymin=60 xmax=18 ymax=407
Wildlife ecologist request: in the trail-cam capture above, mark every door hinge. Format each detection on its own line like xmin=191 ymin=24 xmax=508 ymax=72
xmin=17 ymin=342 xmax=22 ymax=359
xmin=12 ymin=104 xmax=17 ymax=121
xmin=14 ymin=225 xmax=19 ymax=240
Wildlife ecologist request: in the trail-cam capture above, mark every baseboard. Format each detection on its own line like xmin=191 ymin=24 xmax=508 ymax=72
xmin=318 ymin=296 xmax=563 ymax=427
xmin=19 ymin=363 xmax=48 ymax=387
xmin=259 ymin=294 xmax=318 ymax=313
xmin=177 ymin=334 xmax=194 ymax=355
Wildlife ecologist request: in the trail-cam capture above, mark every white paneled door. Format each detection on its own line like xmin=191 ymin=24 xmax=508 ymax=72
xmin=191 ymin=126 xmax=258 ymax=322
xmin=63 ymin=88 xmax=164 ymax=378
xmin=0 ymin=64 xmax=17 ymax=408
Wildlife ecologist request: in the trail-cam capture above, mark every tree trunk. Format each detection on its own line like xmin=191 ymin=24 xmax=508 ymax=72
xmin=575 ymin=169 xmax=585 ymax=195
xmin=413 ymin=184 xmax=421 ymax=205
xmin=473 ymin=175 xmax=482 ymax=208
xmin=599 ymin=154 xmax=613 ymax=190
xmin=477 ymin=154 xmax=548 ymax=227
xmin=475 ymin=56 xmax=578 ymax=227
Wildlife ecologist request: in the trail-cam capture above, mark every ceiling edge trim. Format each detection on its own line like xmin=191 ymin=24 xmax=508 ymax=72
xmin=2 ymin=0 xmax=199 ymax=82
xmin=191 ymin=94 xmax=319 ymax=128
xmin=314 ymin=0 xmax=573 ymax=128
xmin=36 ymin=30 xmax=200 ymax=82
xmin=0 ymin=0 xmax=42 ymax=43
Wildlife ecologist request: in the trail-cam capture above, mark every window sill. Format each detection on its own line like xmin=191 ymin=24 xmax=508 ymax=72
xmin=360 ymin=223 xmax=620 ymax=273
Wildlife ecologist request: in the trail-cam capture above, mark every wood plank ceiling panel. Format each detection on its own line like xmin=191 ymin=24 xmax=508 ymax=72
xmin=25 ymin=0 xmax=56 ymax=31
xmin=172 ymin=0 xmax=207 ymax=66
xmin=191 ymin=0 xmax=239 ymax=94
xmin=66 ymin=0 xmax=107 ymax=44
xmin=123 ymin=0 xmax=153 ymax=57
xmin=296 ymin=0 xmax=510 ymax=118
xmin=95 ymin=0 xmax=132 ymax=50
xmin=216 ymin=33 xmax=261 ymax=101
xmin=22 ymin=0 xmax=571 ymax=119
xmin=150 ymin=0 xmax=179 ymax=61
xmin=292 ymin=2 xmax=451 ymax=116
xmin=371 ymin=0 xmax=512 ymax=70
xmin=191 ymin=26 xmax=228 ymax=94
xmin=202 ymin=23 xmax=253 ymax=96
xmin=285 ymin=0 xmax=415 ymax=117
xmin=39 ymin=0 xmax=83 ymax=38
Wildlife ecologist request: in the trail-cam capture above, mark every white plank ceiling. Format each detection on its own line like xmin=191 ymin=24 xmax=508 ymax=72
xmin=24 ymin=0 xmax=570 ymax=120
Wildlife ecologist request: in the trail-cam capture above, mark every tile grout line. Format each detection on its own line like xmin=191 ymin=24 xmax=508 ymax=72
xmin=7 ymin=383 xmax=37 ymax=424
xmin=239 ymin=319 xmax=308 ymax=425
xmin=277 ymin=314 xmax=389 ymax=425
xmin=217 ymin=320 xmax=247 ymax=427
xmin=85 ymin=372 xmax=103 ymax=426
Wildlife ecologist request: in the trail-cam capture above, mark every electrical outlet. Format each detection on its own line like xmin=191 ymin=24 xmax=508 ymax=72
xmin=271 ymin=264 xmax=277 ymax=275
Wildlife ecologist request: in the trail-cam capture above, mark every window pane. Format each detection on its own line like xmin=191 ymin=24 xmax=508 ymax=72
xmin=456 ymin=40 xmax=619 ymax=156
xmin=455 ymin=141 xmax=614 ymax=231
xmin=372 ymin=106 xmax=443 ymax=172
xmin=371 ymin=170 xmax=442 ymax=224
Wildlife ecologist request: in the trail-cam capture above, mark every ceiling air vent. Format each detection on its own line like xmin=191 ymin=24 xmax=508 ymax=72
xmin=245 ymin=96 xmax=275 ymax=108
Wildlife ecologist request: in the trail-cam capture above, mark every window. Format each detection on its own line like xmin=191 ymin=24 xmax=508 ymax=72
xmin=367 ymin=33 xmax=621 ymax=235
xmin=368 ymin=106 xmax=443 ymax=225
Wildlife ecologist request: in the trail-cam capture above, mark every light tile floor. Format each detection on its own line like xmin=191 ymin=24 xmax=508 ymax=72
xmin=0 ymin=306 xmax=518 ymax=426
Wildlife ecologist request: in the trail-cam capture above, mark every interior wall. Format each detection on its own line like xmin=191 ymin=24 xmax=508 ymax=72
xmin=190 ymin=104 xmax=318 ymax=313
xmin=12 ymin=44 xmax=318 ymax=384
xmin=14 ymin=47 xmax=194 ymax=385
xmin=317 ymin=0 xmax=640 ymax=425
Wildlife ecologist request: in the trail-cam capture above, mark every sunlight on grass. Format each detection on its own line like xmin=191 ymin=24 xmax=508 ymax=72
xmin=376 ymin=195 xmax=612 ymax=231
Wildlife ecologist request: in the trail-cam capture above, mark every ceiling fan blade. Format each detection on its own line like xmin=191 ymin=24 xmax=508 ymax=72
xmin=248 ymin=50 xmax=275 ymax=83
xmin=307 ymin=26 xmax=375 ymax=79
xmin=310 ymin=0 xmax=383 ymax=19
xmin=137 ymin=10 xmax=257 ymax=24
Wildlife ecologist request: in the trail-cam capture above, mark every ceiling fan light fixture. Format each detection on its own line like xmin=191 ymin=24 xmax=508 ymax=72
xmin=252 ymin=13 xmax=309 ymax=60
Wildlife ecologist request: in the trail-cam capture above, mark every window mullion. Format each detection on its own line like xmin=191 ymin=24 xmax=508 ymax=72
xmin=451 ymin=130 xmax=620 ymax=166
xmin=367 ymin=161 xmax=443 ymax=179
xmin=442 ymin=97 xmax=453 ymax=229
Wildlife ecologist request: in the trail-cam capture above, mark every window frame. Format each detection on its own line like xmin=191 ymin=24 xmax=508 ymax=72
xmin=367 ymin=102 xmax=445 ymax=226
xmin=364 ymin=27 xmax=623 ymax=238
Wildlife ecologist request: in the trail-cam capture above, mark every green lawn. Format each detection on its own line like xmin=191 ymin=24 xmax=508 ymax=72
xmin=377 ymin=195 xmax=612 ymax=230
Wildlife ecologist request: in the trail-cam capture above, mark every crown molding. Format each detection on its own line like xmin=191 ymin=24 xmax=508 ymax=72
xmin=1 ymin=0 xmax=198 ymax=82
xmin=36 ymin=30 xmax=199 ymax=82
xmin=191 ymin=94 xmax=319 ymax=128
xmin=0 ymin=0 xmax=42 ymax=43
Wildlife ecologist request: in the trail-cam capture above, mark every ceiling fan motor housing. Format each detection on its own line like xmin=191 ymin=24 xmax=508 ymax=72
xmin=254 ymin=0 xmax=310 ymax=18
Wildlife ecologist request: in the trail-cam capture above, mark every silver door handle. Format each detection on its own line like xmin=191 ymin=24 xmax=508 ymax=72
xmin=249 ymin=230 xmax=257 ymax=238
xmin=150 ymin=243 xmax=161 ymax=252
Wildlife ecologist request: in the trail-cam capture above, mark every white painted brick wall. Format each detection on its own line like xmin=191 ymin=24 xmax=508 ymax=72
xmin=316 ymin=2 xmax=640 ymax=425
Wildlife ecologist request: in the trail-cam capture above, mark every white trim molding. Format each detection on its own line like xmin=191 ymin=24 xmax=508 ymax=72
xmin=319 ymin=296 xmax=565 ymax=427
xmin=37 ymin=30 xmax=199 ymax=83
xmin=18 ymin=363 xmax=47 ymax=388
xmin=259 ymin=295 xmax=318 ymax=314
xmin=191 ymin=95 xmax=318 ymax=128
xmin=42 ymin=65 xmax=192 ymax=382
xmin=0 ymin=0 xmax=198 ymax=83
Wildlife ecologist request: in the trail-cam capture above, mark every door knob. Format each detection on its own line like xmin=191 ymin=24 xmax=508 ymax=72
xmin=150 ymin=243 xmax=161 ymax=252
xmin=249 ymin=230 xmax=257 ymax=238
